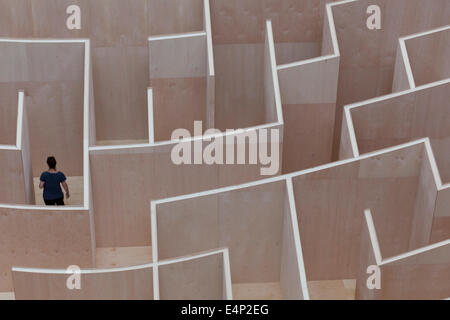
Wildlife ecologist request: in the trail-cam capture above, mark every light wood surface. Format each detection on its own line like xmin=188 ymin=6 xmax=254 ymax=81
xmin=1 ymin=0 xmax=449 ymax=300
xmin=156 ymin=181 xmax=287 ymax=283
xmin=96 ymin=139 xmax=149 ymax=146
xmin=308 ymin=279 xmax=356 ymax=300
xmin=357 ymin=210 xmax=450 ymax=300
xmin=12 ymin=250 xmax=228 ymax=300
xmin=405 ymin=27 xmax=450 ymax=86
xmin=0 ymin=206 xmax=94 ymax=291
xmin=0 ymin=292 xmax=15 ymax=300
xmin=348 ymin=82 xmax=450 ymax=183
xmin=408 ymin=147 xmax=438 ymax=250
xmin=96 ymin=246 xmax=152 ymax=268
xmin=331 ymin=0 xmax=450 ymax=159
xmin=90 ymin=124 xmax=282 ymax=247
xmin=232 ymin=282 xmax=283 ymax=300
xmin=293 ymin=143 xmax=426 ymax=280
xmin=0 ymin=150 xmax=29 ymax=204
xmin=12 ymin=266 xmax=154 ymax=300
xmin=392 ymin=42 xmax=412 ymax=92
xmin=0 ymin=42 xmax=85 ymax=177
xmin=158 ymin=252 xmax=225 ymax=300
xmin=155 ymin=179 xmax=306 ymax=299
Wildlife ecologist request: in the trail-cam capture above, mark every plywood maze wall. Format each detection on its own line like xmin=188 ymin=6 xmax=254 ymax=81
xmin=0 ymin=0 xmax=449 ymax=300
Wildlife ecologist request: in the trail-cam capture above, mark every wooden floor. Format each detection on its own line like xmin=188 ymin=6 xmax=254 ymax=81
xmin=95 ymin=246 xmax=153 ymax=269
xmin=33 ymin=176 xmax=84 ymax=206
xmin=308 ymin=279 xmax=356 ymax=300
xmin=232 ymin=282 xmax=283 ymax=300
xmin=232 ymin=279 xmax=356 ymax=300
xmin=0 ymin=292 xmax=15 ymax=300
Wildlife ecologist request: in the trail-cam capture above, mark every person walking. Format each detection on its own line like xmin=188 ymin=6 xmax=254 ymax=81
xmin=39 ymin=156 xmax=70 ymax=206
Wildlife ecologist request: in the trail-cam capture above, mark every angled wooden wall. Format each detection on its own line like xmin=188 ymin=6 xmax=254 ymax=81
xmin=356 ymin=209 xmax=450 ymax=300
xmin=0 ymin=40 xmax=85 ymax=177
xmin=330 ymin=0 xmax=450 ymax=158
xmin=149 ymin=32 xmax=207 ymax=142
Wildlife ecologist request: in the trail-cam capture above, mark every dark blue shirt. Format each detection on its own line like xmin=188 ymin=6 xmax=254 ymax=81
xmin=40 ymin=171 xmax=66 ymax=200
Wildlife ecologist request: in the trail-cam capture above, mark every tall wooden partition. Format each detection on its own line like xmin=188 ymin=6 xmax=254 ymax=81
xmin=12 ymin=249 xmax=231 ymax=300
xmin=330 ymin=0 xmax=450 ymax=158
xmin=90 ymin=122 xmax=283 ymax=247
xmin=344 ymin=81 xmax=450 ymax=182
xmin=404 ymin=26 xmax=450 ymax=86
xmin=0 ymin=206 xmax=94 ymax=292
xmin=292 ymin=141 xmax=432 ymax=280
xmin=0 ymin=92 xmax=34 ymax=205
xmin=277 ymin=4 xmax=339 ymax=173
xmin=153 ymin=179 xmax=308 ymax=300
xmin=158 ymin=250 xmax=232 ymax=300
xmin=356 ymin=209 xmax=450 ymax=300
xmin=0 ymin=40 xmax=85 ymax=177
xmin=149 ymin=32 xmax=207 ymax=141
xmin=211 ymin=0 xmax=333 ymax=130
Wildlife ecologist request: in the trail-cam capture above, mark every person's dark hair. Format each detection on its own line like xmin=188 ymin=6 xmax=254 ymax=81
xmin=47 ymin=156 xmax=57 ymax=169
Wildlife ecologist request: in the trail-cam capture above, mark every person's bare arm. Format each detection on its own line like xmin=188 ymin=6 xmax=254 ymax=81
xmin=39 ymin=181 xmax=45 ymax=189
xmin=61 ymin=181 xmax=70 ymax=199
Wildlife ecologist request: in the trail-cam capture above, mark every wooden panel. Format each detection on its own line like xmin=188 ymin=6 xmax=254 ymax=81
xmin=435 ymin=187 xmax=450 ymax=217
xmin=293 ymin=144 xmax=423 ymax=280
xmin=275 ymin=42 xmax=321 ymax=66
xmin=158 ymin=253 xmax=224 ymax=300
xmin=19 ymin=103 xmax=35 ymax=205
xmin=149 ymin=33 xmax=207 ymax=141
xmin=0 ymin=207 xmax=93 ymax=291
xmin=430 ymin=217 xmax=450 ymax=244
xmin=0 ymin=86 xmax=18 ymax=145
xmin=0 ymin=92 xmax=34 ymax=205
xmin=89 ymin=0 xmax=149 ymax=47
xmin=280 ymin=189 xmax=304 ymax=300
xmin=12 ymin=267 xmax=153 ymax=300
xmin=357 ymin=207 xmax=450 ymax=300
xmin=232 ymin=282 xmax=282 ymax=300
xmin=147 ymin=0 xmax=204 ymax=36
xmin=349 ymin=82 xmax=450 ymax=182
xmin=96 ymin=246 xmax=153 ymax=268
xmin=338 ymin=111 xmax=355 ymax=159
xmin=405 ymin=27 xmax=450 ymax=86
xmin=392 ymin=42 xmax=412 ymax=92
xmin=355 ymin=209 xmax=379 ymax=300
xmin=214 ymin=43 xmax=266 ymax=129
xmin=210 ymin=0 xmax=333 ymax=44
xmin=90 ymin=124 xmax=281 ymax=247
xmin=151 ymin=77 xmax=206 ymax=141
xmin=264 ymin=23 xmax=280 ymax=124
xmin=211 ymin=1 xmax=335 ymax=130
xmin=331 ymin=0 xmax=450 ymax=158
xmin=156 ymin=181 xmax=287 ymax=283
xmin=92 ymin=45 xmax=149 ymax=141
xmin=0 ymin=0 xmax=33 ymax=37
xmin=321 ymin=6 xmax=334 ymax=56
xmin=278 ymin=57 xmax=339 ymax=173
xmin=149 ymin=34 xmax=207 ymax=79
xmin=0 ymin=42 xmax=85 ymax=176
xmin=278 ymin=58 xmax=339 ymax=105
xmin=282 ymin=103 xmax=335 ymax=173
xmin=375 ymin=263 xmax=450 ymax=300
xmin=0 ymin=150 xmax=28 ymax=204
xmin=408 ymin=147 xmax=438 ymax=250
xmin=308 ymin=279 xmax=356 ymax=300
